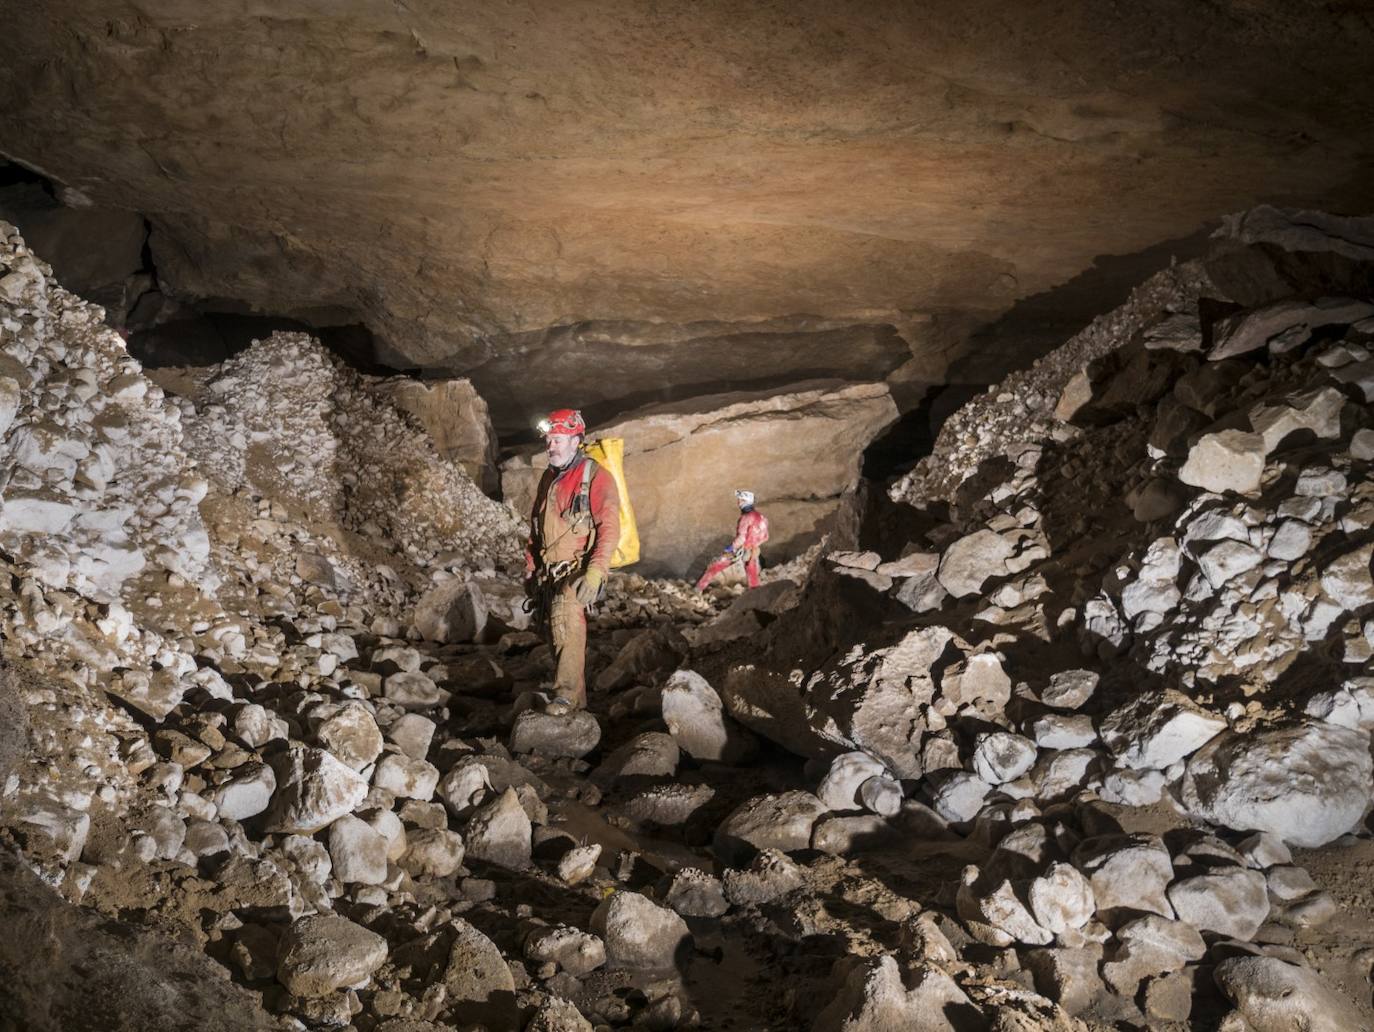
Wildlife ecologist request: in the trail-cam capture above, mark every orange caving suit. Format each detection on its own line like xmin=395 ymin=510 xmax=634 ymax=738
xmin=526 ymin=454 xmax=620 ymax=707
xmin=696 ymin=508 xmax=770 ymax=590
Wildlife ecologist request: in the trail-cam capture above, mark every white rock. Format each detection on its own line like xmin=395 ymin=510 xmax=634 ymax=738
xmin=314 ymin=701 xmax=384 ymax=771
xmin=383 ymin=670 xmax=448 ymax=709
xmin=927 ymin=772 xmax=992 ymax=824
xmin=1072 ymin=834 xmax=1174 ymax=919
xmin=463 ymin=787 xmax=532 ymax=870
xmin=1320 ymin=541 xmax=1374 ymax=610
xmin=817 ymin=751 xmax=890 ymax=811
xmin=1181 ymin=721 xmax=1373 ymax=848
xmin=438 ymin=759 xmax=493 ymax=815
xmin=386 ymin=712 xmax=436 ymax=760
xmin=858 ymin=776 xmax=903 ymax=817
xmin=1267 ymin=520 xmax=1312 ymax=561
xmin=1028 ymin=861 xmax=1096 ymax=935
xmin=214 ymin=762 xmax=277 ymax=821
xmin=1178 ymin=430 xmax=1266 ymax=495
xmin=1030 ymin=713 xmax=1097 ymax=750
xmin=1040 ymin=669 xmax=1099 ymax=710
xmin=328 ymin=814 xmax=389 ymax=885
xmin=1248 ymin=387 xmax=1345 ymax=454
xmin=1167 ymin=867 xmax=1270 ymax=939
xmin=372 ymin=752 xmax=439 ymax=801
xmin=938 ymin=529 xmax=1016 ymax=598
xmin=1215 ymin=956 xmax=1369 ymax=1032
xmin=971 ymin=732 xmax=1038 ymax=785
xmin=956 ymin=866 xmax=1051 ymax=946
xmin=660 ymin=669 xmax=755 ymax=763
xmin=1099 ymin=689 xmax=1226 ymax=770
xmin=265 ymin=746 xmax=370 ymax=834
xmin=1237 ymin=832 xmax=1292 ymax=870
xmin=590 ymin=891 xmax=690 ymax=970
xmin=1199 ymin=539 xmax=1264 ymax=589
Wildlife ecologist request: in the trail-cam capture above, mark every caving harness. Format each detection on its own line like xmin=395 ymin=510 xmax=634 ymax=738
xmin=522 ymin=457 xmax=604 ymax=625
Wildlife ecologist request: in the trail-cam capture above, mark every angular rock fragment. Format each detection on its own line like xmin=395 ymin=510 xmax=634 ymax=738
xmin=463 ymin=787 xmax=532 ymax=870
xmin=1178 ymin=429 xmax=1266 ymax=495
xmin=1099 ymin=689 xmax=1226 ymax=770
xmin=1071 ymin=834 xmax=1174 ymax=921
xmin=328 ymin=814 xmax=388 ymax=885
xmin=525 ymin=925 xmax=606 ymax=977
xmin=714 ymin=790 xmax=827 ymax=864
xmin=590 ymin=891 xmax=690 ymax=970
xmin=938 ymin=528 xmax=1016 ymax=597
xmin=812 ymin=955 xmax=978 ymax=1032
xmin=265 ymin=746 xmax=369 ymax=834
xmin=276 ymin=914 xmax=387 ymax=997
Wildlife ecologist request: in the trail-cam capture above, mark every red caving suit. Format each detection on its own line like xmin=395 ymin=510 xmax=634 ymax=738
xmin=696 ymin=508 xmax=770 ymax=590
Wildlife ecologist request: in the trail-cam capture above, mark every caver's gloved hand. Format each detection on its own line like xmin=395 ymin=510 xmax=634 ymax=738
xmin=573 ymin=566 xmax=605 ymax=605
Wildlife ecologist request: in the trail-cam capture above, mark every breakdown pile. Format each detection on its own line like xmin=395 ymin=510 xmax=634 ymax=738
xmin=0 ymin=207 xmax=1373 ymax=1032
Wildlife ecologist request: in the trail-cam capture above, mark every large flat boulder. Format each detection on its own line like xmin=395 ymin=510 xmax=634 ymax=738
xmin=502 ymin=382 xmax=897 ymax=576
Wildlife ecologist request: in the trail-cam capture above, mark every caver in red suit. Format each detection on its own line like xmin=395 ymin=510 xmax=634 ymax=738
xmin=696 ymin=490 xmax=770 ymax=591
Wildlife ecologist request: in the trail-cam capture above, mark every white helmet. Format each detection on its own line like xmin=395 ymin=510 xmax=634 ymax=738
xmin=735 ymin=489 xmax=755 ymax=507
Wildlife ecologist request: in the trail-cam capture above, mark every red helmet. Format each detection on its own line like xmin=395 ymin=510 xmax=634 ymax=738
xmin=537 ymin=408 xmax=586 ymax=436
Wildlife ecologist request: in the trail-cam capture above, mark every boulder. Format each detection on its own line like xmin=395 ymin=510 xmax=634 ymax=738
xmin=593 ymin=731 xmax=679 ymax=782
xmin=264 ymin=746 xmax=369 ymax=834
xmin=314 ymin=701 xmax=385 ymax=771
xmin=714 ymin=790 xmax=827 ymax=864
xmin=1178 ymin=429 xmax=1266 ymax=494
xmin=590 ymin=891 xmax=690 ymax=970
xmin=937 ymin=529 xmax=1016 ymax=598
xmin=1101 ymin=915 xmax=1205 ymax=996
xmin=1248 ymin=386 xmax=1345 ymax=453
xmin=1040 ymin=669 xmax=1099 ymax=710
xmin=1167 ymin=868 xmax=1270 ymax=939
xmin=816 ymin=751 xmax=891 ymax=811
xmin=970 ymin=732 xmax=1037 ymax=785
xmin=372 ymin=752 xmax=440 ymax=801
xmin=383 ymin=377 xmax=499 ymax=492
xmin=661 ymin=669 xmax=757 ymax=763
xmin=501 ymin=382 xmax=898 ymax=576
xmin=1071 ymin=834 xmax=1174 ymax=921
xmin=213 ymin=762 xmax=277 ymax=821
xmin=400 ymin=828 xmax=466 ymax=877
xmin=328 ymin=814 xmax=389 ymax=885
xmin=1210 ymin=296 xmax=1374 ymax=360
xmin=444 ymin=919 xmax=516 ymax=1003
xmin=509 ymin=709 xmax=601 ymax=758
xmin=463 ymin=787 xmax=532 ymax=870
xmin=276 ymin=915 xmax=387 ymax=997
xmin=812 ymin=955 xmax=978 ymax=1032
xmin=413 ymin=578 xmax=487 ymax=644
xmin=1214 ymin=956 xmax=1369 ymax=1032
xmin=1099 ymin=689 xmax=1226 ymax=770
xmin=1180 ymin=721 xmax=1373 ymax=847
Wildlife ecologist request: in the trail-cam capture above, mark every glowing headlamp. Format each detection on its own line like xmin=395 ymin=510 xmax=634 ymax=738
xmin=536 ymin=417 xmax=554 ymax=434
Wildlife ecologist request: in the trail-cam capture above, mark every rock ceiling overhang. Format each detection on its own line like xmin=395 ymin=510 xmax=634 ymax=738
xmin=2 ymin=0 xmax=1373 ymax=430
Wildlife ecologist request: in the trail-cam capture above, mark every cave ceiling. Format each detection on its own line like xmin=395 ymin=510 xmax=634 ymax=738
xmin=3 ymin=0 xmax=1373 ymax=432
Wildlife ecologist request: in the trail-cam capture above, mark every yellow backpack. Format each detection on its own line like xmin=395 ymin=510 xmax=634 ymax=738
xmin=581 ymin=438 xmax=640 ymax=568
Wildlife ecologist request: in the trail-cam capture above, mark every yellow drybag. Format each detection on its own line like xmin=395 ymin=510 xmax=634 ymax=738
xmin=582 ymin=437 xmax=640 ymax=568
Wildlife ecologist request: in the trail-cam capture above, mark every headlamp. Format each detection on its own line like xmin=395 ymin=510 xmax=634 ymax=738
xmin=536 ymin=417 xmax=553 ymax=434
